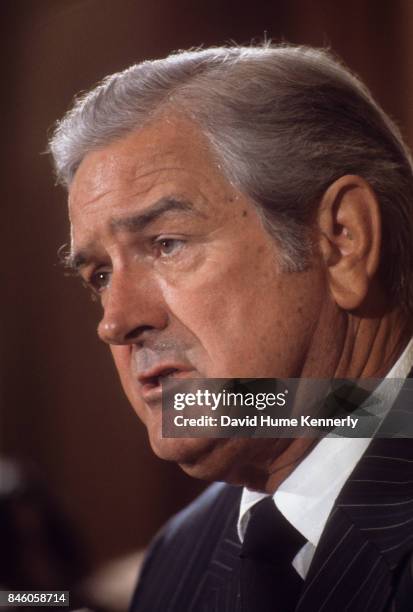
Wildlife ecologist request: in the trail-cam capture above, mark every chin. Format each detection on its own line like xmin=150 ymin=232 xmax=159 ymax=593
xmin=141 ymin=408 xmax=265 ymax=484
xmin=146 ymin=426 xmax=233 ymax=481
xmin=147 ymin=427 xmax=257 ymax=486
xmin=148 ymin=430 xmax=216 ymax=464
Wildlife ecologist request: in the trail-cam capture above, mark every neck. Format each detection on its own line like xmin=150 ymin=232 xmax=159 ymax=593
xmin=335 ymin=306 xmax=412 ymax=378
xmin=260 ymin=305 xmax=413 ymax=493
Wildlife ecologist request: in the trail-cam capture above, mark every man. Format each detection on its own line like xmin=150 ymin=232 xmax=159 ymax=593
xmin=49 ymin=45 xmax=413 ymax=611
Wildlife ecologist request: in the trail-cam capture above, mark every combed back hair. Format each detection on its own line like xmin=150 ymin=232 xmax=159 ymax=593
xmin=49 ymin=44 xmax=413 ymax=311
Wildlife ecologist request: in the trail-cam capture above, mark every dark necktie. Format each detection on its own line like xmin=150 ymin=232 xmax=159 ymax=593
xmin=239 ymin=497 xmax=306 ymax=611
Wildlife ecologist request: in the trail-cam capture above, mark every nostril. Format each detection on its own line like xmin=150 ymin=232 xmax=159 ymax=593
xmin=125 ymin=325 xmax=154 ymax=342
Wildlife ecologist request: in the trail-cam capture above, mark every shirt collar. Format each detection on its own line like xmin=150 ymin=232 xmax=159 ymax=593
xmin=238 ymin=335 xmax=413 ymax=546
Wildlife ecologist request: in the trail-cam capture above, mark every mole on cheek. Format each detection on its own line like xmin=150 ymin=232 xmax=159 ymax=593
xmin=242 ymin=210 xmax=247 ymax=217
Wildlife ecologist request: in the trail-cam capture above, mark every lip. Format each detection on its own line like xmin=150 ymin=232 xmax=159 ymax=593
xmin=137 ymin=363 xmax=194 ymax=403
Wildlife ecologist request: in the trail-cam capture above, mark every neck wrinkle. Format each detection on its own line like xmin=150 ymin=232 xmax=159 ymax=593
xmin=335 ymin=308 xmax=413 ymax=378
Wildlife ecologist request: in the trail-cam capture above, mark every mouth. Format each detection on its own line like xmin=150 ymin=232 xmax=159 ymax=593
xmin=137 ymin=365 xmax=194 ymax=403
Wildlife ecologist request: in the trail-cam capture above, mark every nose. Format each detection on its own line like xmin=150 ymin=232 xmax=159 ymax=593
xmin=97 ymin=269 xmax=168 ymax=345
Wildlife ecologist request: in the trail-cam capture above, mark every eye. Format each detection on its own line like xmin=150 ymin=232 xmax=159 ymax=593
xmin=154 ymin=238 xmax=185 ymax=257
xmin=88 ymin=269 xmax=111 ymax=293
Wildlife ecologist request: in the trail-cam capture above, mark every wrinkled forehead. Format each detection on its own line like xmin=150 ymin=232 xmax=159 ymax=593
xmin=66 ymin=114 xmax=248 ymax=260
xmin=68 ymin=113 xmax=226 ymax=218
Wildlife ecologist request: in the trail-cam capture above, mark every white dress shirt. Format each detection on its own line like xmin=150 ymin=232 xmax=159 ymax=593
xmin=237 ymin=336 xmax=413 ymax=579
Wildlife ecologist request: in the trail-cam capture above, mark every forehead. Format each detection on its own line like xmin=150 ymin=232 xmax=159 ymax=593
xmin=68 ymin=114 xmax=231 ymax=226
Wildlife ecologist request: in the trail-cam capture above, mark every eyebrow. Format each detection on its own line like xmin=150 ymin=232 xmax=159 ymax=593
xmin=109 ymin=196 xmax=199 ymax=232
xmin=67 ymin=196 xmax=203 ymax=272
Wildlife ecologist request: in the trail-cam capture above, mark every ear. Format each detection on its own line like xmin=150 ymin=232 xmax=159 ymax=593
xmin=317 ymin=175 xmax=382 ymax=310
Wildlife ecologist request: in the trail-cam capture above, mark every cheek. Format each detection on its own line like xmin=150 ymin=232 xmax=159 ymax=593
xmin=159 ymin=263 xmax=252 ymax=339
xmin=160 ymin=257 xmax=326 ymax=377
xmin=158 ymin=250 xmax=285 ymax=370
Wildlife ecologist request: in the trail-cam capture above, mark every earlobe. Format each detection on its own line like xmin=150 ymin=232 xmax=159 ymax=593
xmin=317 ymin=175 xmax=382 ymax=311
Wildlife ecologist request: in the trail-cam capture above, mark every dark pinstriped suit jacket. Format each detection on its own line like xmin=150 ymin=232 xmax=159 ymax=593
xmin=130 ymin=377 xmax=413 ymax=611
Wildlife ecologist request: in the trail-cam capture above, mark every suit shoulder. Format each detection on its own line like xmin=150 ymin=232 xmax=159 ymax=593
xmin=130 ymin=483 xmax=242 ymax=610
xmin=161 ymin=482 xmax=241 ymax=544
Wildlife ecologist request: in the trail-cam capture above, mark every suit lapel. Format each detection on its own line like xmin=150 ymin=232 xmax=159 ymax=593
xmin=193 ymin=370 xmax=413 ymax=612
xmin=297 ymin=434 xmax=413 ymax=612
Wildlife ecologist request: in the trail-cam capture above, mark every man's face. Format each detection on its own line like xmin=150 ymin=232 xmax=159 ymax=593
xmin=69 ymin=114 xmax=330 ymax=479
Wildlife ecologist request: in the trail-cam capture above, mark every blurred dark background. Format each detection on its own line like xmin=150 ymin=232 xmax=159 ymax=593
xmin=2 ymin=0 xmax=413 ymax=604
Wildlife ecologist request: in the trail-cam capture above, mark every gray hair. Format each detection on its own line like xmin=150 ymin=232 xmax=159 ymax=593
xmin=49 ymin=44 xmax=413 ymax=311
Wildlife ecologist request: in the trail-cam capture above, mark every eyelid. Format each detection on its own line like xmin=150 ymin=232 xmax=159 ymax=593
xmin=153 ymin=233 xmax=186 ymax=242
xmin=152 ymin=236 xmax=187 ymax=256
